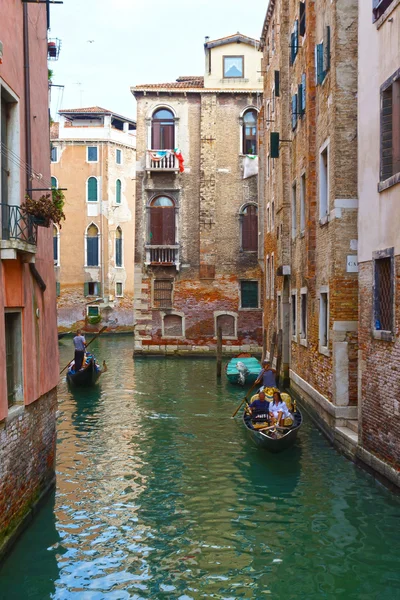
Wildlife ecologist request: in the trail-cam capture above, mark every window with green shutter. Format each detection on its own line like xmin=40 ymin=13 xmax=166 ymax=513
xmin=292 ymin=94 xmax=298 ymax=130
xmin=87 ymin=177 xmax=98 ymax=202
xmin=240 ymin=281 xmax=259 ymax=309
xmin=270 ymin=132 xmax=280 ymax=159
xmin=56 ymin=281 xmax=60 ymax=297
xmin=116 ymin=179 xmax=121 ymax=204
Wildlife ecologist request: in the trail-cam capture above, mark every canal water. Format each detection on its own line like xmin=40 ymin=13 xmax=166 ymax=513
xmin=1 ymin=336 xmax=400 ymax=599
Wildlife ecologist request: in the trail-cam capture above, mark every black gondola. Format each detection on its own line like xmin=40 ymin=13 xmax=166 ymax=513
xmin=66 ymin=354 xmax=103 ymax=387
xmin=243 ymin=403 xmax=302 ymax=453
xmin=58 ymin=332 xmax=70 ymax=340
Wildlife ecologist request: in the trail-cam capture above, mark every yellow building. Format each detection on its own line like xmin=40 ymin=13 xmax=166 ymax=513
xmin=51 ymin=107 xmax=136 ymax=331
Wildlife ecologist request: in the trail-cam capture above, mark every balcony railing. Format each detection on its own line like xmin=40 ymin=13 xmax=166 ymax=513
xmin=146 ymin=150 xmax=178 ymax=172
xmin=145 ymin=245 xmax=179 ymax=268
xmin=1 ymin=204 xmax=37 ymax=246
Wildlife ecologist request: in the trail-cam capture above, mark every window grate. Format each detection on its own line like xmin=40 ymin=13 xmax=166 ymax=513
xmin=154 ymin=279 xmax=173 ymax=308
xmin=375 ymin=257 xmax=393 ymax=331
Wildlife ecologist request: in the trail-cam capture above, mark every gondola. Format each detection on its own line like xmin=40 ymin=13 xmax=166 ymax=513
xmin=58 ymin=332 xmax=70 ymax=340
xmin=66 ymin=353 xmax=104 ymax=387
xmin=226 ymin=355 xmax=261 ymax=385
xmin=243 ymin=395 xmax=302 ymax=453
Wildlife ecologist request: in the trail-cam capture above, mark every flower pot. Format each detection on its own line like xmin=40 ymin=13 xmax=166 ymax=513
xmin=31 ymin=216 xmax=50 ymax=227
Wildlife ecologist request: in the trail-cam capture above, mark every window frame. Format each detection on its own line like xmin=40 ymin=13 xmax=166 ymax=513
xmin=87 ymin=176 xmax=99 ymax=203
xmin=50 ymin=145 xmax=58 ymax=163
xmin=291 ymin=291 xmax=297 ymax=340
xmin=161 ymin=312 xmax=185 ymax=339
xmin=373 ymin=247 xmax=395 ymax=340
xmin=300 ymin=172 xmax=306 ymax=234
xmin=115 ymin=226 xmax=123 ymax=267
xmin=116 ymin=148 xmax=122 ymax=165
xmin=319 ymin=140 xmax=329 ymax=222
xmin=87 ymin=305 xmax=100 ymax=317
xmin=5 ymin=309 xmax=24 ymax=407
xmin=150 ymin=107 xmax=176 ymax=150
xmin=240 ymin=280 xmax=260 ymax=310
xmin=214 ymin=311 xmax=238 ymax=340
xmin=223 ymin=55 xmax=244 ymax=79
xmin=241 ymin=108 xmax=258 ymax=155
xmin=115 ymin=282 xmax=123 ymax=297
xmin=292 ymin=181 xmax=297 ymax=239
xmin=379 ymin=69 xmax=400 ymax=191
xmin=53 ymin=224 xmax=60 ymax=267
xmin=85 ymin=223 xmax=100 ymax=267
xmin=319 ymin=287 xmax=329 ymax=355
xmin=87 ymin=145 xmax=98 ymax=163
xmin=116 ymin=178 xmax=122 ymax=204
xmin=153 ymin=278 xmax=174 ymax=309
xmin=373 ymin=0 xmax=396 ymax=22
xmin=300 ymin=287 xmax=307 ymax=345
xmin=240 ymin=202 xmax=258 ymax=252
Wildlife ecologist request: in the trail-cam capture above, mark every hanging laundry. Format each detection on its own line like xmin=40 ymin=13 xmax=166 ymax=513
xmin=174 ymin=148 xmax=185 ymax=173
xmin=243 ymin=155 xmax=258 ymax=179
xmin=149 ymin=150 xmax=170 ymax=161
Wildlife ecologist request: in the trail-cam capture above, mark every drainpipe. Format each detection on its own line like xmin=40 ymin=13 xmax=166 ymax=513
xmin=100 ymin=143 xmax=105 ymax=302
xmin=23 ymin=3 xmax=32 ymax=192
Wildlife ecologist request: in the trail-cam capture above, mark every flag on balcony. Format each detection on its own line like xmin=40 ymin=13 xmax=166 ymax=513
xmin=174 ymin=148 xmax=185 ymax=173
xmin=149 ymin=151 xmax=169 ymax=161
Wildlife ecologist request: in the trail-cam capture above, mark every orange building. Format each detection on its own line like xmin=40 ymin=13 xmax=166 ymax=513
xmin=0 ymin=2 xmax=58 ymax=556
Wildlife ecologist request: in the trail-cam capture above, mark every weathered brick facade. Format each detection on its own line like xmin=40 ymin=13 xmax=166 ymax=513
xmin=132 ymin=36 xmax=264 ymax=355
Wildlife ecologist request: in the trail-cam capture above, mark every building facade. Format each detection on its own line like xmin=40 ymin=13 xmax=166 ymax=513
xmin=51 ymin=108 xmax=136 ymax=332
xmin=260 ymin=1 xmax=359 ymax=445
xmin=132 ymin=34 xmax=263 ymax=355
xmin=0 ymin=1 xmax=58 ymax=556
xmin=358 ymin=0 xmax=400 ymax=484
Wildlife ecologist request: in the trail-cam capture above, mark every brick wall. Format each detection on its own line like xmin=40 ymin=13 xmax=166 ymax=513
xmin=0 ymin=388 xmax=57 ymax=554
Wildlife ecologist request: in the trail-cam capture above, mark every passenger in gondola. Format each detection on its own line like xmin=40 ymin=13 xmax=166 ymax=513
xmin=248 ymin=390 xmax=270 ymax=424
xmin=255 ymin=360 xmax=277 ymax=392
xmin=73 ymin=329 xmax=86 ymax=372
xmin=269 ymin=391 xmax=293 ymax=427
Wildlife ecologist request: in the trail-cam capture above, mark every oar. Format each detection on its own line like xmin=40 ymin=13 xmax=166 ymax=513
xmin=59 ymin=326 xmax=107 ymax=375
xmin=231 ymin=373 xmax=264 ymax=418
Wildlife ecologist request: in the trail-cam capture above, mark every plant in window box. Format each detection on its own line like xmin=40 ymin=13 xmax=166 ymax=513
xmin=87 ymin=315 xmax=101 ymax=325
xmin=23 ymin=188 xmax=66 ymax=228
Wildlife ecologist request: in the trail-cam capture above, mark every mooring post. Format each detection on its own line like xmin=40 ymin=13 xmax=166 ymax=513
xmin=217 ymin=326 xmax=222 ymax=378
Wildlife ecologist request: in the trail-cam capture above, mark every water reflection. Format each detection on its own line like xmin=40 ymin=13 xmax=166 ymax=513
xmin=1 ymin=338 xmax=400 ymax=599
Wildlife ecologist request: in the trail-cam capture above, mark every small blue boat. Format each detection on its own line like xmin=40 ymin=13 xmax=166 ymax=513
xmin=226 ymin=356 xmax=261 ymax=385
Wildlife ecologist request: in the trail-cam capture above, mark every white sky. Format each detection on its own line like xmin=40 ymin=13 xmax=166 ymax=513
xmin=49 ymin=0 xmax=268 ymax=120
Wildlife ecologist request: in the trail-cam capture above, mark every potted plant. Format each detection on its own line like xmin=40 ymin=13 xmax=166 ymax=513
xmin=23 ymin=188 xmax=66 ymax=228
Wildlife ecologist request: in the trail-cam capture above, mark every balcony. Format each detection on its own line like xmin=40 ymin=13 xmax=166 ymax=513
xmin=146 ymin=150 xmax=179 ymax=173
xmin=145 ymin=245 xmax=180 ymax=270
xmin=1 ymin=204 xmax=37 ymax=261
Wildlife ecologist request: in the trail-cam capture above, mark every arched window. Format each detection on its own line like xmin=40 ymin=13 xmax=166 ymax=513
xmin=149 ymin=196 xmax=175 ymax=245
xmin=51 ymin=176 xmax=58 ymax=189
xmin=87 ymin=177 xmax=98 ymax=202
xmin=53 ymin=225 xmax=59 ymax=265
xmin=115 ymin=227 xmax=122 ymax=267
xmin=86 ymin=224 xmax=99 ymax=266
xmin=116 ymin=179 xmax=122 ymax=204
xmin=163 ymin=314 xmax=183 ymax=337
xmin=151 ymin=108 xmax=175 ymax=150
xmin=216 ymin=313 xmax=236 ymax=338
xmin=242 ymin=109 xmax=258 ymax=155
xmin=241 ymin=204 xmax=258 ymax=252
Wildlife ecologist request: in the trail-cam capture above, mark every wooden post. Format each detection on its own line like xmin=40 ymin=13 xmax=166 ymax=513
xmin=269 ymin=331 xmax=277 ymax=365
xmin=217 ymin=326 xmax=222 ymax=378
xmin=262 ymin=328 xmax=267 ymax=361
xmin=275 ymin=329 xmax=283 ymax=387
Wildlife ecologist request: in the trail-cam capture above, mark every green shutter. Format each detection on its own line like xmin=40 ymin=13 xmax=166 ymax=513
xmin=323 ymin=26 xmax=331 ymax=73
xmin=302 ymin=73 xmax=306 ymax=112
xmin=116 ymin=179 xmax=121 ymax=204
xmin=270 ymin=132 xmax=280 ymax=159
xmin=84 ymin=282 xmax=89 ymax=296
xmin=274 ymin=70 xmax=280 ymax=97
xmin=56 ymin=281 xmax=60 ymax=297
xmin=292 ymin=95 xmax=298 ymax=130
xmin=241 ymin=281 xmax=259 ymax=309
xmin=317 ymin=44 xmax=324 ymax=85
xmin=88 ymin=177 xmax=98 ymax=202
xmin=97 ymin=283 xmax=102 ymax=298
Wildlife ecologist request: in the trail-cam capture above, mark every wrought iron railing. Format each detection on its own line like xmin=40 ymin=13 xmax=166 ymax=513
xmin=145 ymin=244 xmax=179 ymax=266
xmin=1 ymin=204 xmax=37 ymax=245
xmin=146 ymin=150 xmax=178 ymax=171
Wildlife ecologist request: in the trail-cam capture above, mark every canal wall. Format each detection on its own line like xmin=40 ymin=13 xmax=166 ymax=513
xmin=0 ymin=388 xmax=57 ymax=561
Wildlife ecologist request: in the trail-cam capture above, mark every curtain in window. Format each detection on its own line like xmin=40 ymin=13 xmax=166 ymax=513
xmin=116 ymin=179 xmax=121 ymax=204
xmin=87 ymin=224 xmax=99 ymax=266
xmin=242 ymin=205 xmax=258 ymax=251
xmin=88 ymin=177 xmax=98 ymax=202
xmin=149 ymin=197 xmax=175 ymax=245
xmin=151 ymin=109 xmax=175 ymax=150
xmin=115 ymin=227 xmax=122 ymax=267
xmin=243 ymin=110 xmax=258 ymax=155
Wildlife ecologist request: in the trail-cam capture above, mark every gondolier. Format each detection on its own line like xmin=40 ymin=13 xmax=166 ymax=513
xmin=255 ymin=360 xmax=277 ymax=390
xmin=73 ymin=329 xmax=86 ymax=372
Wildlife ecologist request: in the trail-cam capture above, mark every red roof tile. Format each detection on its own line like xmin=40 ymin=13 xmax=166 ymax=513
xmin=134 ymin=77 xmax=204 ymax=90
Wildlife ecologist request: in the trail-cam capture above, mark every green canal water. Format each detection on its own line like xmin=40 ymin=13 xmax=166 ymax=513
xmin=1 ymin=336 xmax=400 ymax=599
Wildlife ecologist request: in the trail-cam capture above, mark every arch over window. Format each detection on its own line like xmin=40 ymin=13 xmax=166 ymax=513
xmin=116 ymin=179 xmax=122 ymax=204
xmin=51 ymin=176 xmax=58 ymax=189
xmin=149 ymin=195 xmax=175 ymax=245
xmin=87 ymin=177 xmax=98 ymax=202
xmin=216 ymin=313 xmax=236 ymax=338
xmin=86 ymin=223 xmax=99 ymax=266
xmin=53 ymin=225 xmax=59 ymax=265
xmin=151 ymin=107 xmax=175 ymax=150
xmin=241 ymin=204 xmax=258 ymax=252
xmin=115 ymin=226 xmax=122 ymax=267
xmin=242 ymin=109 xmax=258 ymax=155
xmin=163 ymin=314 xmax=183 ymax=337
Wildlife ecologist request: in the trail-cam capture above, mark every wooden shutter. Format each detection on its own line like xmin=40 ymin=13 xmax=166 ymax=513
xmin=151 ymin=122 xmax=161 ymax=149
xmin=299 ymin=2 xmax=306 ymax=36
xmin=302 ymin=73 xmax=306 ymax=112
xmin=84 ymin=282 xmax=89 ymax=296
xmin=323 ymin=26 xmax=331 ymax=73
xmin=88 ymin=177 xmax=98 ymax=201
xmin=116 ymin=238 xmax=122 ymax=266
xmin=56 ymin=282 xmax=60 ymax=297
xmin=116 ymin=179 xmax=121 ymax=203
xmin=241 ymin=281 xmax=258 ymax=308
xmin=87 ymin=237 xmax=98 ymax=266
xmin=275 ymin=70 xmax=280 ymax=97
xmin=316 ymin=44 xmax=324 ymax=85
xmin=163 ymin=207 xmax=175 ymax=244
xmin=242 ymin=206 xmax=258 ymax=252
xmin=150 ymin=207 xmax=175 ymax=245
xmin=53 ymin=235 xmax=58 ymax=262
xmin=292 ymin=95 xmax=298 ymax=130
xmin=162 ymin=124 xmax=175 ymax=150
xmin=270 ymin=132 xmax=280 ymax=159
xmin=290 ymin=32 xmax=295 ymax=65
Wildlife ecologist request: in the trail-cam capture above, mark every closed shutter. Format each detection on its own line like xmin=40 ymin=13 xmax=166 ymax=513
xmin=84 ymin=282 xmax=89 ymax=296
xmin=299 ymin=2 xmax=306 ymax=36
xmin=241 ymin=281 xmax=259 ymax=309
xmin=116 ymin=179 xmax=121 ymax=204
xmin=316 ymin=44 xmax=324 ymax=85
xmin=116 ymin=238 xmax=122 ymax=266
xmin=163 ymin=207 xmax=175 ymax=244
xmin=87 ymin=237 xmax=99 ymax=266
xmin=53 ymin=235 xmax=58 ymax=263
xmin=290 ymin=32 xmax=295 ymax=65
xmin=56 ymin=282 xmax=60 ymax=297
xmin=150 ymin=207 xmax=175 ymax=245
xmin=88 ymin=177 xmax=98 ymax=202
xmin=302 ymin=73 xmax=306 ymax=112
xmin=298 ymin=84 xmax=303 ymax=115
xmin=292 ymin=94 xmax=298 ymax=130
xmin=162 ymin=124 xmax=175 ymax=150
xmin=270 ymin=132 xmax=280 ymax=159
xmin=274 ymin=70 xmax=280 ymax=97
xmin=242 ymin=206 xmax=258 ymax=252
xmin=323 ymin=26 xmax=331 ymax=73
xmin=294 ymin=20 xmax=299 ymax=59
xmin=151 ymin=122 xmax=161 ymax=149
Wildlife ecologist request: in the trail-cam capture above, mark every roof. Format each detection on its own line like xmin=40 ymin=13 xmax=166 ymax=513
xmin=260 ymin=1 xmax=276 ymax=48
xmin=59 ymin=106 xmax=136 ymax=125
xmin=204 ymin=32 xmax=260 ymax=50
xmin=133 ymin=77 xmax=204 ymax=91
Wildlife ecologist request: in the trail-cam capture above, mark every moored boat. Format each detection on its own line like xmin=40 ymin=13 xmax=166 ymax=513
xmin=243 ymin=392 xmax=302 ymax=452
xmin=226 ymin=356 xmax=261 ymax=385
xmin=66 ymin=353 xmax=105 ymax=387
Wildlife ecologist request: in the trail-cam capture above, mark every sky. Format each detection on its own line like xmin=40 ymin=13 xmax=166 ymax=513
xmin=49 ymin=0 xmax=268 ymax=120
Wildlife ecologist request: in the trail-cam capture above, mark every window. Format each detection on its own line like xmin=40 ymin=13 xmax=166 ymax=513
xmin=298 ymin=75 xmax=306 ymax=117
xmin=271 ymin=200 xmax=275 ymax=230
xmin=151 ymin=108 xmax=175 ymax=150
xmin=1 ymin=85 xmax=19 ymax=209
xmin=266 ymin=255 xmax=270 ymax=299
xmin=292 ymin=94 xmax=298 ymax=130
xmin=51 ymin=176 xmax=58 ymax=189
xmin=241 ymin=204 xmax=258 ymax=252
xmin=319 ymin=292 xmax=329 ymax=348
xmin=216 ymin=313 xmax=236 ymax=338
xmin=224 ymin=56 xmax=244 ymax=78
xmin=116 ymin=179 xmax=122 ymax=204
xmin=380 ymin=72 xmax=400 ymax=184
xmin=87 ymin=177 xmax=98 ymax=202
xmin=87 ymin=306 xmax=99 ymax=317
xmin=242 ymin=109 xmax=258 ymax=155
xmin=300 ymin=290 xmax=307 ymax=340
xmin=241 ymin=281 xmax=259 ymax=309
xmin=374 ymin=255 xmax=394 ymax=332
xmin=5 ymin=311 xmax=23 ymax=407
xmin=87 ymin=146 xmax=98 ymax=162
xmin=116 ymin=149 xmax=122 ymax=165
xmin=50 ymin=145 xmax=58 ymax=162
xmin=116 ymin=282 xmax=123 ymax=297
xmin=267 ymin=204 xmax=270 ymax=232
xmin=86 ymin=224 xmax=99 ymax=266
xmin=373 ymin=0 xmax=396 ymax=22
xmin=163 ymin=314 xmax=183 ymax=337
xmin=315 ymin=27 xmax=330 ymax=85
xmin=292 ymin=183 xmax=297 ymax=239
xmin=277 ymin=294 xmax=282 ymax=330
xmin=271 ymin=254 xmax=274 ymax=297
xmin=290 ymin=20 xmax=299 ymax=65
xmin=153 ymin=279 xmax=173 ymax=308
xmin=85 ymin=281 xmax=100 ymax=297
xmin=300 ymin=173 xmax=306 ymax=233
xmin=271 ymin=23 xmax=275 ymax=52
xmin=291 ymin=292 xmax=297 ymax=338
xmin=319 ymin=144 xmax=329 ymax=219
xmin=53 ymin=225 xmax=59 ymax=266
xmin=149 ymin=196 xmax=175 ymax=245
xmin=299 ymin=1 xmax=306 ymax=36
xmin=115 ymin=227 xmax=122 ymax=267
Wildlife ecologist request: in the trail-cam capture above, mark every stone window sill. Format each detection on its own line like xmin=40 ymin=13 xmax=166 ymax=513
xmin=372 ymin=329 xmax=395 ymax=342
xmin=319 ymin=345 xmax=330 ymax=357
xmin=300 ymin=338 xmax=307 ymax=347
xmin=292 ymin=335 xmax=298 ymax=343
xmin=319 ymin=215 xmax=329 ymax=226
xmin=378 ymin=172 xmax=400 ymax=193
xmin=239 ymin=307 xmax=262 ymax=312
xmin=299 ymin=231 xmax=305 ymax=239
xmin=5 ymin=404 xmax=25 ymax=424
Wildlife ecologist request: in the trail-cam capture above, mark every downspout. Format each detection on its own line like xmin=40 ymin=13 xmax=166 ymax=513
xmin=100 ymin=142 xmax=105 ymax=302
xmin=23 ymin=3 xmax=32 ymax=192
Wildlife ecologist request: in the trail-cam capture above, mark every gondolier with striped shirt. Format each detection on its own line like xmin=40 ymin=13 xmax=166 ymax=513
xmin=73 ymin=329 xmax=86 ymax=372
xmin=255 ymin=360 xmax=277 ymax=391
